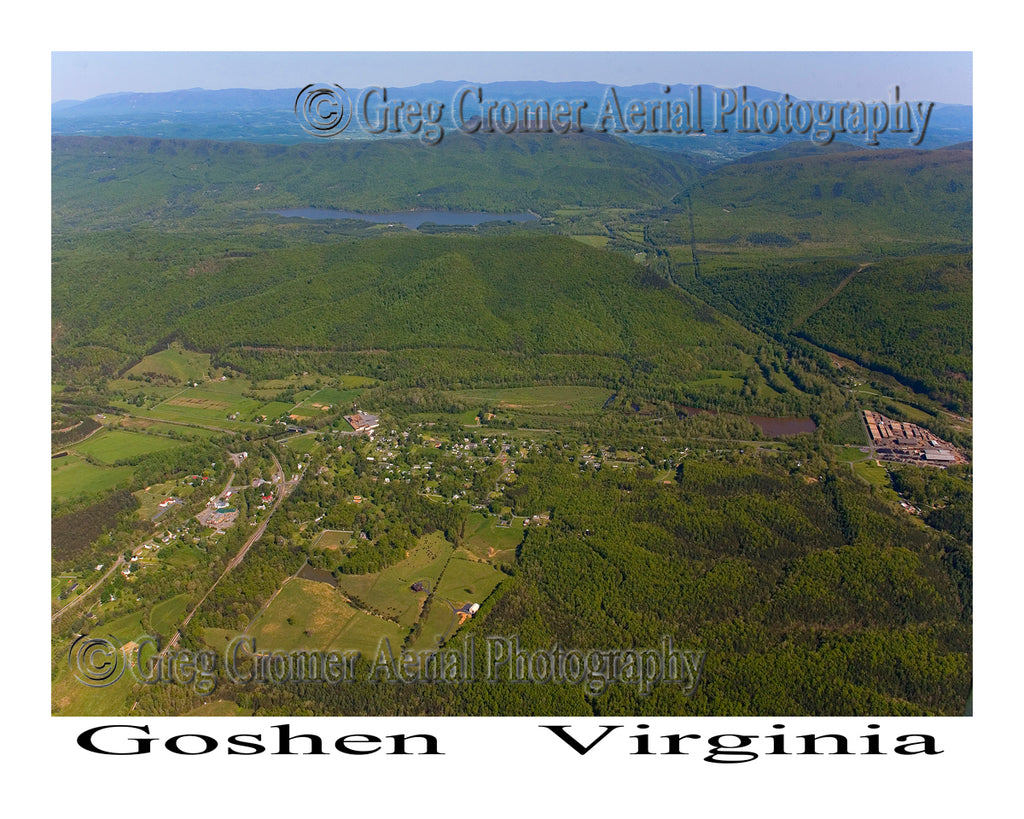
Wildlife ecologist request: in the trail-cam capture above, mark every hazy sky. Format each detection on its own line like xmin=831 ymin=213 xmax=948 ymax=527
xmin=51 ymin=52 xmax=973 ymax=106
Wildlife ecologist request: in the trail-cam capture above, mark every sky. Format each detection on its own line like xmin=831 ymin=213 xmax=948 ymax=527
xmin=51 ymin=51 xmax=973 ymax=106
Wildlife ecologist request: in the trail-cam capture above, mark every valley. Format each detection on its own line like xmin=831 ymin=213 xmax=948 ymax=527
xmin=51 ymin=125 xmax=972 ymax=717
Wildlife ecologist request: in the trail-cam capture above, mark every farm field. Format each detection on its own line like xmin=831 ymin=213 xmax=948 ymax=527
xmin=246 ymin=578 xmax=406 ymax=657
xmin=124 ymin=346 xmax=212 ymax=382
xmin=74 ymin=428 xmax=186 ymax=464
xmin=51 ymin=453 xmax=135 ymax=501
xmin=283 ymin=434 xmax=320 ymax=454
xmin=849 ymin=459 xmax=901 ymax=503
xmin=448 ymin=385 xmax=614 ymax=413
xmin=334 ymin=531 xmax=454 ymax=627
xmin=314 ymin=529 xmax=353 ymax=551
xmin=433 ymin=555 xmax=504 ymax=611
xmin=462 ymin=512 xmax=523 ymax=563
xmin=116 ymin=417 xmax=225 ymax=439
xmin=149 ymin=593 xmax=190 ymax=636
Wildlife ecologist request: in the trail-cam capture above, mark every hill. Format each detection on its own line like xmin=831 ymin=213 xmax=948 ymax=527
xmin=51 ymin=131 xmax=701 ymax=229
xmin=648 ymin=144 xmax=972 ymax=411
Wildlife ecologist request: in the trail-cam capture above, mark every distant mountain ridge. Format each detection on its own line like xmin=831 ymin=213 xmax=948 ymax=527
xmin=52 ymin=82 xmax=973 ymax=162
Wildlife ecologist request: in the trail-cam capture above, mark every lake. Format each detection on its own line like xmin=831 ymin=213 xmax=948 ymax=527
xmin=270 ymin=208 xmax=539 ymax=228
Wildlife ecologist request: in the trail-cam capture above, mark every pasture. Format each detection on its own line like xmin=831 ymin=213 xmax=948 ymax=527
xmin=448 ymin=385 xmax=614 ymax=414
xmin=334 ymin=531 xmax=454 ymax=627
xmin=313 ymin=529 xmax=353 ymax=551
xmin=74 ymin=428 xmax=185 ymax=464
xmin=246 ymin=578 xmax=406 ymax=657
xmin=462 ymin=512 xmax=522 ymax=563
xmin=52 ymin=453 xmax=135 ymax=501
xmin=124 ymin=346 xmax=212 ymax=383
xmin=149 ymin=593 xmax=190 ymax=636
xmin=433 ymin=554 xmax=504 ymax=609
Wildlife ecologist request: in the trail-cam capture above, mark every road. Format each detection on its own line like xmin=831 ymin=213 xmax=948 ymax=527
xmin=51 ymin=556 xmax=125 ymax=623
xmin=161 ymin=451 xmax=300 ymax=654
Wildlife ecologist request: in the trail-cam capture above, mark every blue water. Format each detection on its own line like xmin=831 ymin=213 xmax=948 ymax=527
xmin=270 ymin=208 xmax=539 ymax=228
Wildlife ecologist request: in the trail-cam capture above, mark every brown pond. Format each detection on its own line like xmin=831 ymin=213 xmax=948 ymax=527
xmin=297 ymin=564 xmax=338 ymax=587
xmin=747 ymin=416 xmax=817 ymax=437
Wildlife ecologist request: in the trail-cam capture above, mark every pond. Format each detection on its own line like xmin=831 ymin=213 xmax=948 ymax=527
xmin=747 ymin=416 xmax=817 ymax=437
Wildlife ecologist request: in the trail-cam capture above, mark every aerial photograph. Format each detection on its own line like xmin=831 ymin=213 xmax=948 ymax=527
xmin=51 ymin=51 xmax=972 ymax=719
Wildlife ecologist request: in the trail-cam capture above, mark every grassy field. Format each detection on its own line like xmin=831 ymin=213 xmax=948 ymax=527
xmin=449 ymin=385 xmax=614 ymax=413
xmin=52 ymin=453 xmax=135 ymax=501
xmin=294 ymin=386 xmax=362 ymax=410
xmin=834 ymin=445 xmax=871 ymax=463
xmin=335 ymin=531 xmax=454 ymax=627
xmin=433 ymin=554 xmax=504 ymax=608
xmin=313 ymin=529 xmax=353 ymax=550
xmin=249 ymin=578 xmax=361 ymax=651
xmin=283 ymin=434 xmax=320 ymax=454
xmin=157 ymin=543 xmax=205 ymax=570
xmin=569 ymin=234 xmax=610 ymax=248
xmin=247 ymin=578 xmax=406 ymax=657
xmin=149 ymin=593 xmax=190 ymax=636
xmin=125 ymin=346 xmax=212 ymax=382
xmin=884 ymin=400 xmax=937 ymax=426
xmin=134 ymin=481 xmax=190 ymax=520
xmin=462 ymin=512 xmax=522 ymax=563
xmin=74 ymin=428 xmax=186 ymax=464
xmin=849 ymin=459 xmax=900 ymax=503
xmin=116 ymin=417 xmax=225 ymax=439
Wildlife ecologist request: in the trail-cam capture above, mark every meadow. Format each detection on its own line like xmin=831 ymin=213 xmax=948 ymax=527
xmin=246 ymin=578 xmax=406 ymax=657
xmin=75 ymin=428 xmax=186 ymax=464
xmin=462 ymin=512 xmax=523 ymax=563
xmin=124 ymin=346 xmax=212 ymax=382
xmin=52 ymin=453 xmax=135 ymax=501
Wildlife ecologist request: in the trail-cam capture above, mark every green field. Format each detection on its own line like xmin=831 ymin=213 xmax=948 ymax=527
xmin=294 ymin=386 xmax=362 ymax=409
xmin=249 ymin=578 xmax=361 ymax=651
xmin=125 ymin=345 xmax=213 ymax=382
xmin=247 ymin=578 xmax=406 ymax=657
xmin=150 ymin=593 xmax=190 ymax=636
xmin=157 ymin=543 xmax=205 ymax=570
xmin=884 ymin=400 xmax=938 ymax=426
xmin=334 ymin=531 xmax=454 ymax=627
xmin=314 ymin=529 xmax=354 ymax=550
xmin=569 ymin=234 xmax=611 ymax=248
xmin=284 ymin=434 xmax=320 ymax=454
xmin=834 ymin=445 xmax=871 ymax=463
xmin=74 ymin=428 xmax=185 ymax=464
xmin=134 ymin=481 xmax=189 ymax=520
xmin=462 ymin=512 xmax=523 ymax=562
xmin=119 ymin=418 xmax=224 ymax=440
xmin=52 ymin=453 xmax=135 ymax=501
xmin=850 ymin=459 xmax=900 ymax=502
xmin=448 ymin=385 xmax=614 ymax=413
xmin=433 ymin=555 xmax=504 ymax=609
